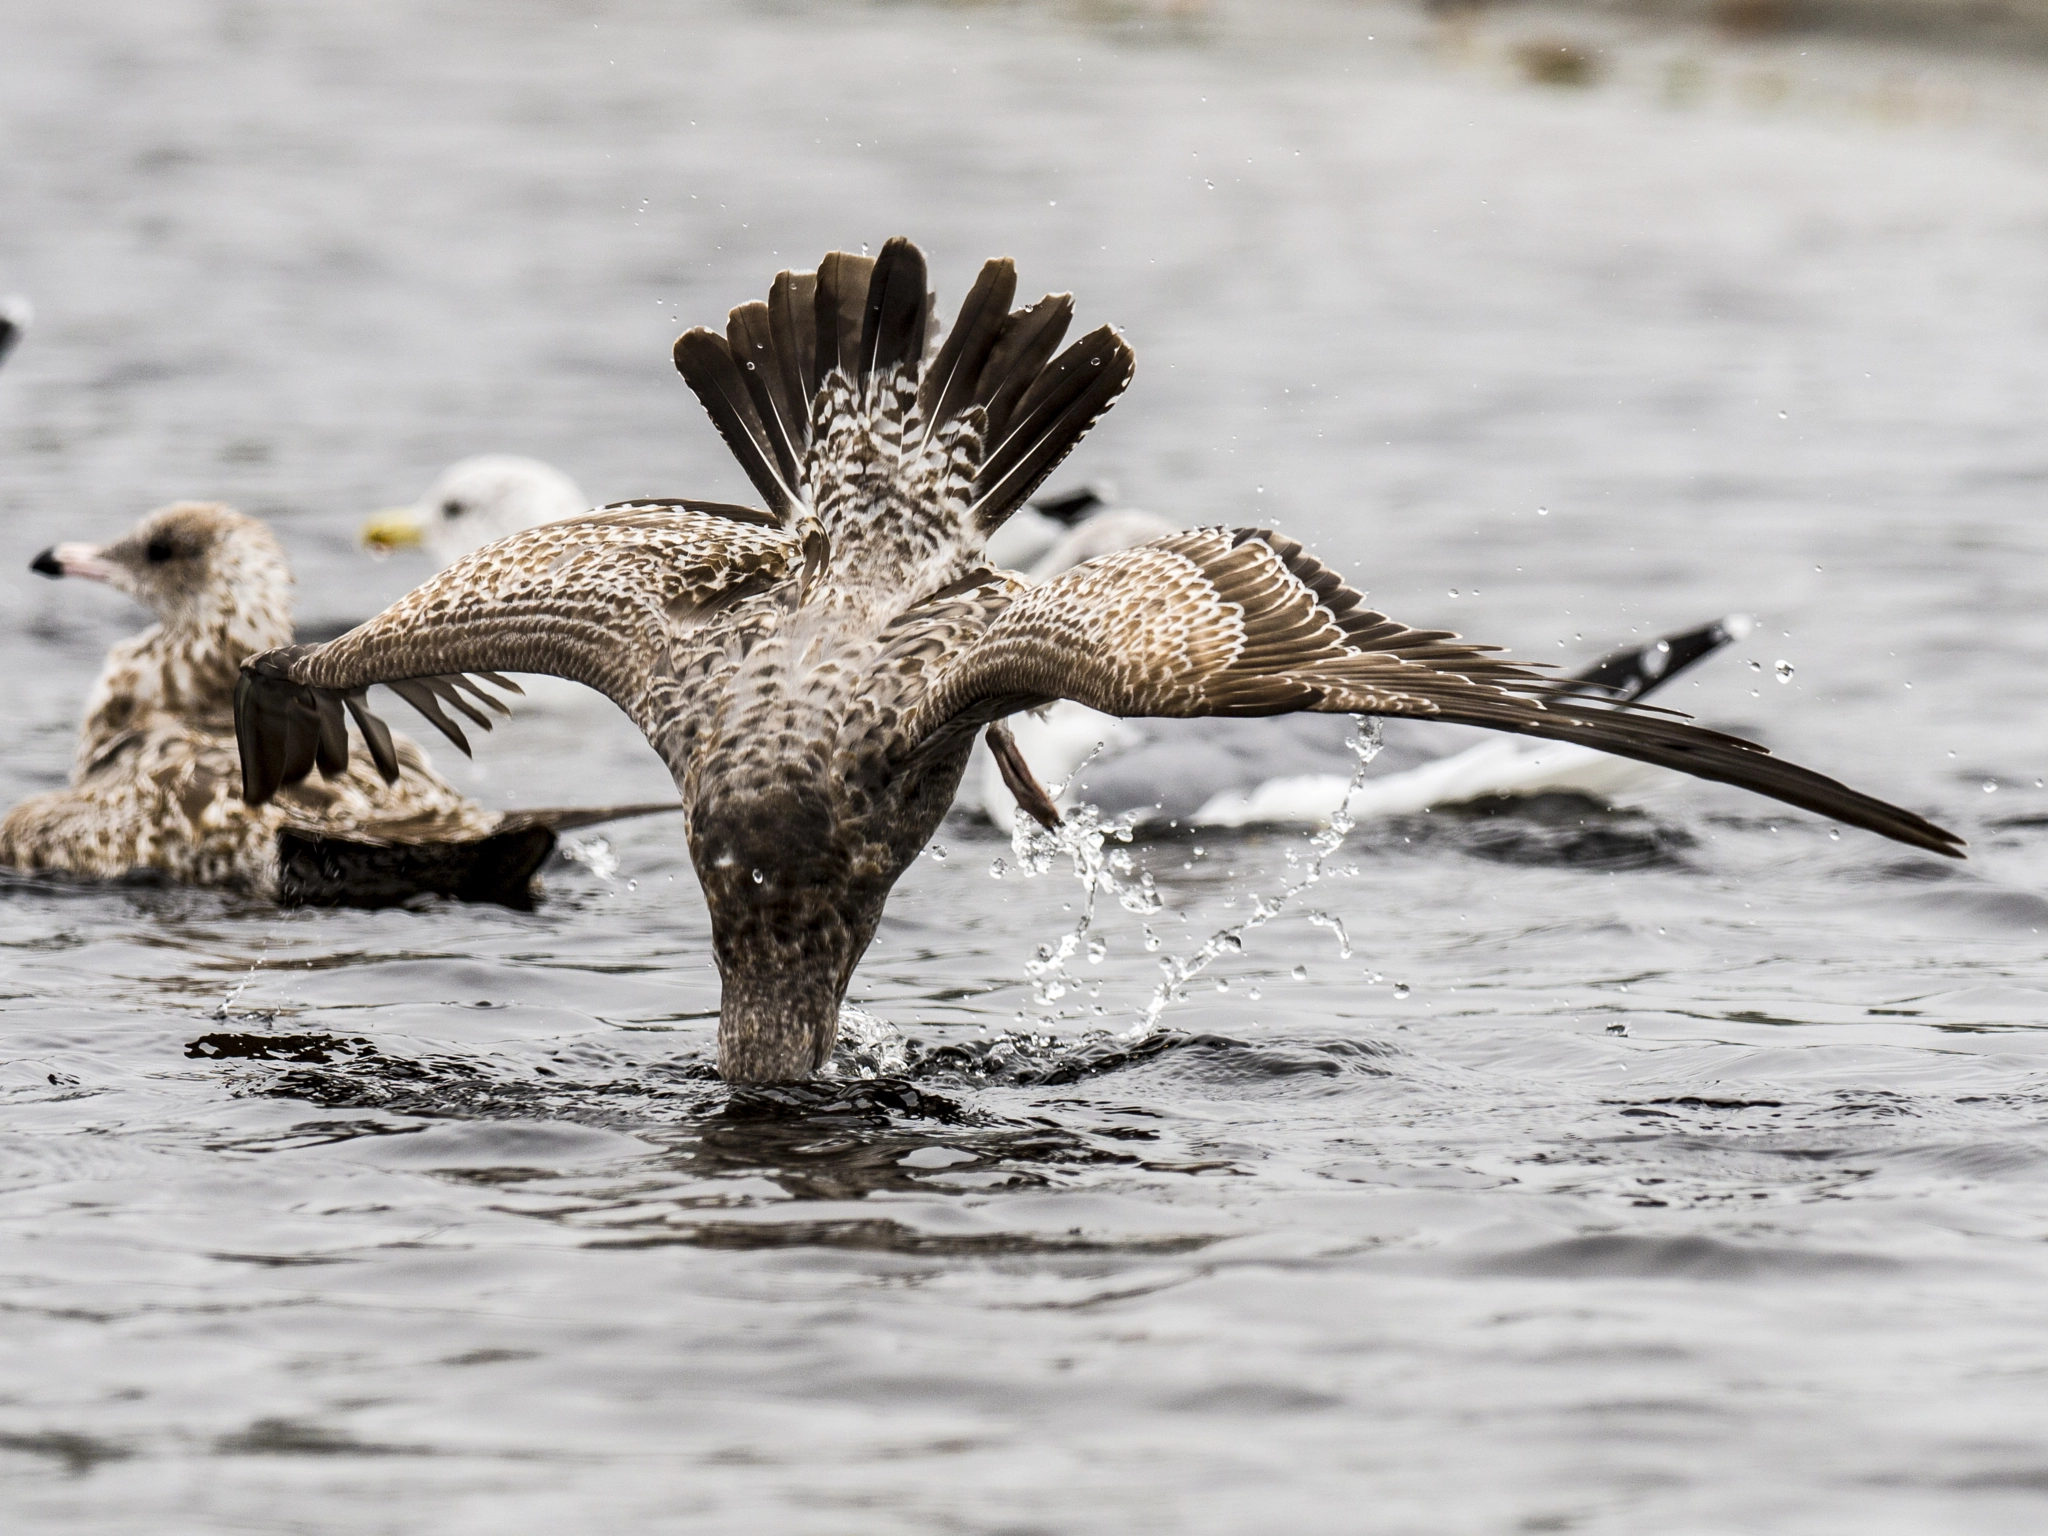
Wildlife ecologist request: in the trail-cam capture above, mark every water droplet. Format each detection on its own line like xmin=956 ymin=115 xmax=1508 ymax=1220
xmin=1292 ymin=965 xmax=1308 ymax=981
xmin=1828 ymin=828 xmax=1840 ymax=840
xmin=1247 ymin=986 xmax=1261 ymax=1000
xmin=1448 ymin=588 xmax=1459 ymax=598
xmin=1087 ymin=937 xmax=1107 ymax=964
xmin=1983 ymin=779 xmax=1998 ymax=794
xmin=626 ymin=879 xmax=638 ymax=892
xmin=989 ymin=857 xmax=1008 ymax=879
xmin=1777 ymin=409 xmax=1788 ymax=419
xmin=1143 ymin=927 xmax=1161 ymax=952
xmin=1392 ymin=982 xmax=1411 ymax=1000
xmin=1536 ymin=506 xmax=1548 ymax=516
xmin=1774 ymin=659 xmax=1794 ymax=683
xmin=1215 ymin=977 xmax=1230 ymax=993
xmin=1748 ymin=659 xmax=1762 ymax=672
xmin=1606 ymin=1022 xmax=1629 ymax=1036
xmin=928 ymin=843 xmax=948 ymax=863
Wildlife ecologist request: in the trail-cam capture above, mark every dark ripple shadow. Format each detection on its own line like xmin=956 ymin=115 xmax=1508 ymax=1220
xmin=585 ymin=1215 xmax=1214 ymax=1258
xmin=187 ymin=1029 xmax=718 ymax=1127
xmin=903 ymin=1028 xmax=1399 ymax=1089
xmin=1355 ymin=793 xmax=1697 ymax=872
xmin=1472 ymin=1233 xmax=1902 ymax=1281
xmin=187 ymin=1024 xmax=1400 ymax=1206
xmin=0 ymin=1430 xmax=134 ymax=1475
xmin=214 ymin=1418 xmax=434 ymax=1459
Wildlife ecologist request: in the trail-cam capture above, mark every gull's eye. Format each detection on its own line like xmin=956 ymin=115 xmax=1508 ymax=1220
xmin=145 ymin=538 xmax=175 ymax=564
xmin=441 ymin=499 xmax=466 ymax=520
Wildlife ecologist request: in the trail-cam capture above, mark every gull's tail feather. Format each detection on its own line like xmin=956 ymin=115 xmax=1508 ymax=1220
xmin=671 ymin=238 xmax=1134 ymax=557
xmin=858 ymin=237 xmax=930 ymax=379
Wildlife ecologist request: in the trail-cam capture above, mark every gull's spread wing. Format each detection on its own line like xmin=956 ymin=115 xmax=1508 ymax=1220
xmin=236 ymin=503 xmax=797 ymax=805
xmin=908 ymin=527 xmax=1962 ymax=858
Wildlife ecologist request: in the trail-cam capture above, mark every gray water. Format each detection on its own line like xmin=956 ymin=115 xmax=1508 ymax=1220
xmin=4 ymin=2 xmax=2048 ymax=1531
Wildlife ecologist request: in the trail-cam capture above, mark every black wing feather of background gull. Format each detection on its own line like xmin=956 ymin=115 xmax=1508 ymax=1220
xmin=233 ymin=238 xmax=1962 ymax=1083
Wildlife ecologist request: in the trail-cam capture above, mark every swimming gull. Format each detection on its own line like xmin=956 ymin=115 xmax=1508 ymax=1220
xmin=4 ymin=501 xmax=672 ymax=907
xmin=233 ymin=238 xmax=1963 ymax=1080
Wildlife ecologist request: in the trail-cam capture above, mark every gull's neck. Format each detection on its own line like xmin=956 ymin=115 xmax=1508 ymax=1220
xmin=76 ymin=580 xmax=294 ymax=771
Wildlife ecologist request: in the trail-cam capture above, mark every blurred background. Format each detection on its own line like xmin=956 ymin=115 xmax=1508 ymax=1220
xmin=2 ymin=0 xmax=2044 ymax=815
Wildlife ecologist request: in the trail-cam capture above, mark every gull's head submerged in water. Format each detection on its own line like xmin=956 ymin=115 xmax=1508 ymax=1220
xmin=361 ymin=455 xmax=587 ymax=566
xmin=236 ymin=236 xmax=1964 ymax=1084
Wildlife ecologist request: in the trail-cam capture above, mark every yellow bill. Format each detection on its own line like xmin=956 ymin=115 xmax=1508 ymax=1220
xmin=360 ymin=507 xmax=425 ymax=552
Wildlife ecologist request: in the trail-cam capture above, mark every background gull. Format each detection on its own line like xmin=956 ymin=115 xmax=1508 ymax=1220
xmin=4 ymin=502 xmax=674 ymax=907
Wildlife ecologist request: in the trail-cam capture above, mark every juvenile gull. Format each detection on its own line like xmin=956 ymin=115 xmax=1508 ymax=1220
xmin=234 ymin=238 xmax=1962 ymax=1081
xmin=4 ymin=502 xmax=671 ymax=907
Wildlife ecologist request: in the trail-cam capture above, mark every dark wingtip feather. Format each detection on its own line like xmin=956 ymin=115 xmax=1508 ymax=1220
xmin=385 ymin=678 xmax=473 ymax=757
xmin=343 ymin=692 xmax=400 ymax=784
xmin=233 ymin=670 xmax=279 ymax=805
xmin=314 ymin=692 xmax=350 ymax=778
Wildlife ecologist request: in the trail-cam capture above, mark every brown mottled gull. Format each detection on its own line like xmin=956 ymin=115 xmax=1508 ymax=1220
xmin=3 ymin=501 xmax=671 ymax=907
xmin=233 ymin=238 xmax=1962 ymax=1081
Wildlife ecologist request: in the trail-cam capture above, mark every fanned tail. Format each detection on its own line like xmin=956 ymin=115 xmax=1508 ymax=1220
xmin=671 ymin=237 xmax=1135 ymax=559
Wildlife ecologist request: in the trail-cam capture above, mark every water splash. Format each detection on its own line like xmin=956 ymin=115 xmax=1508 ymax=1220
xmin=828 ymin=1003 xmax=908 ymax=1079
xmin=1139 ymin=718 xmax=1381 ymax=1029
xmin=214 ymin=930 xmax=274 ymax=1021
xmin=559 ymin=834 xmax=619 ymax=883
xmin=1012 ymin=801 xmax=1162 ymax=1012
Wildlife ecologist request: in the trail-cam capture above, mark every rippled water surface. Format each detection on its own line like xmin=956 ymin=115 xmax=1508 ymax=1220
xmin=5 ymin=2 xmax=2048 ymax=1531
